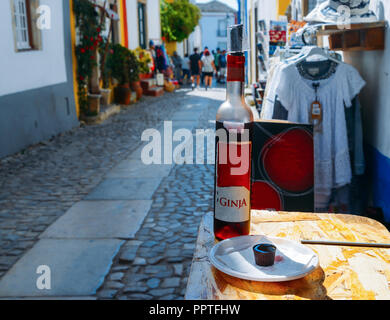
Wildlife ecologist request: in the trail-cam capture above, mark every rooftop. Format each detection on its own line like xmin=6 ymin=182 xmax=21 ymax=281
xmin=197 ymin=0 xmax=237 ymax=14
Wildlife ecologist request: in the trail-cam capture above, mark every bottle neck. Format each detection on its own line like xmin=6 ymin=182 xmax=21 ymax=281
xmin=226 ymin=54 xmax=245 ymax=103
xmin=226 ymin=82 xmax=245 ymax=102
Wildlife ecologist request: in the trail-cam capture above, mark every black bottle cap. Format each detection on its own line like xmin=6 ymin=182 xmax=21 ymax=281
xmin=228 ymin=24 xmax=248 ymax=54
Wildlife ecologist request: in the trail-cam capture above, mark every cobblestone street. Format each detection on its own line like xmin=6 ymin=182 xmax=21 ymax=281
xmin=0 ymin=85 xmax=225 ymax=299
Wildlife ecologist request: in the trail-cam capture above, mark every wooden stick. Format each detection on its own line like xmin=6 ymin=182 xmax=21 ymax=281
xmin=301 ymin=240 xmax=390 ymax=248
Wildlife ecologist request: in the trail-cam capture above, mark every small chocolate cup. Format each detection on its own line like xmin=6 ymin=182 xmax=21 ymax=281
xmin=253 ymin=244 xmax=276 ymax=267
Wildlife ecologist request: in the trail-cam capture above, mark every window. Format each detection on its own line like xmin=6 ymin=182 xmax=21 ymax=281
xmin=11 ymin=0 xmax=41 ymax=51
xmin=217 ymin=19 xmax=227 ymax=37
xmin=109 ymin=3 xmax=120 ymax=44
xmin=13 ymin=0 xmax=32 ymax=50
xmin=138 ymin=2 xmax=147 ymax=49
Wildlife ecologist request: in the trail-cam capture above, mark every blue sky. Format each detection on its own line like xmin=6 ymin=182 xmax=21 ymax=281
xmin=196 ymin=0 xmax=238 ymax=11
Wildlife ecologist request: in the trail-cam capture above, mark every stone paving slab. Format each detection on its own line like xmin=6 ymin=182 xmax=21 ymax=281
xmin=85 ymin=178 xmax=162 ymax=201
xmin=171 ymin=110 xmax=204 ymax=121
xmin=40 ymin=200 xmax=152 ymax=239
xmin=171 ymin=120 xmax=198 ymax=131
xmin=127 ymin=144 xmax=147 ymax=160
xmin=0 ymin=239 xmax=123 ymax=297
xmin=107 ymin=159 xmax=173 ymax=179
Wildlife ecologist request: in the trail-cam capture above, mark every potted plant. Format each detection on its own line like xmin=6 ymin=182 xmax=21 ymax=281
xmin=135 ymin=47 xmax=152 ymax=80
xmin=129 ymin=49 xmax=142 ymax=100
xmin=99 ymin=38 xmax=112 ymax=106
xmin=107 ymin=44 xmax=132 ymax=105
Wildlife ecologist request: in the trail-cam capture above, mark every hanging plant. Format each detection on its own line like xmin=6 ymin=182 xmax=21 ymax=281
xmin=73 ymin=0 xmax=104 ymax=115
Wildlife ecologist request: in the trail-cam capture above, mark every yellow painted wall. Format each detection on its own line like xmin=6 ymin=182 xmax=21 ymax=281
xmin=69 ymin=0 xmax=80 ymax=118
xmin=165 ymin=41 xmax=177 ymax=56
xmin=118 ymin=0 xmax=126 ymax=47
xmin=277 ymin=0 xmax=291 ymax=16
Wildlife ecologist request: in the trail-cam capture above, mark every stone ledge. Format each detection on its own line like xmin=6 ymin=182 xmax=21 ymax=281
xmin=81 ymin=104 xmax=121 ymax=125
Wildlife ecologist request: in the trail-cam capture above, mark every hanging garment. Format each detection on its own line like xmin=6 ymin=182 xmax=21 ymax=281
xmin=156 ymin=46 xmax=167 ymax=72
xmin=273 ymin=61 xmax=366 ymax=208
xmin=317 ymin=96 xmax=366 ymax=213
xmin=273 ymin=92 xmax=366 ymax=178
xmin=261 ymin=49 xmax=312 ymax=120
xmin=345 ymin=96 xmax=365 ymax=176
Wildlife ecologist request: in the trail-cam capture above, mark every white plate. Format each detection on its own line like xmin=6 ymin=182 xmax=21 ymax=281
xmin=209 ymin=235 xmax=319 ymax=282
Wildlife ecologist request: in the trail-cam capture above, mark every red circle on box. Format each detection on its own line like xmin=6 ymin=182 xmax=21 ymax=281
xmin=251 ymin=181 xmax=282 ymax=211
xmin=262 ymin=128 xmax=314 ymax=193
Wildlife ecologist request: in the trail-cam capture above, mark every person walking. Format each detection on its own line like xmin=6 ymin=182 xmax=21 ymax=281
xmin=200 ymin=46 xmax=208 ymax=85
xmin=189 ymin=48 xmax=201 ymax=90
xmin=199 ymin=49 xmax=216 ymax=91
xmin=171 ymin=51 xmax=183 ymax=84
xmin=218 ymin=50 xmax=227 ymax=84
xmin=214 ymin=48 xmax=221 ymax=83
xmin=182 ymin=53 xmax=191 ymax=85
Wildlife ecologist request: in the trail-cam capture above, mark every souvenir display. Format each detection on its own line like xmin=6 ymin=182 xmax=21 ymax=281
xmin=304 ymin=0 xmax=377 ymax=24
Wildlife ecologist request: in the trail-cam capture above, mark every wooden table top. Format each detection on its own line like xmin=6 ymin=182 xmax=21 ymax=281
xmin=185 ymin=211 xmax=390 ymax=300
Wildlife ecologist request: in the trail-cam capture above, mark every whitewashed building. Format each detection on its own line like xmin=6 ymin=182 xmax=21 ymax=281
xmin=123 ymin=0 xmax=162 ymax=49
xmin=0 ymin=0 xmax=78 ymax=158
xmin=197 ymin=0 xmax=237 ymax=52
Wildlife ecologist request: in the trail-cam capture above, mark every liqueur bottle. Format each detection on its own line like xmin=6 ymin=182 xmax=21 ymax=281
xmin=214 ymin=24 xmax=253 ymax=241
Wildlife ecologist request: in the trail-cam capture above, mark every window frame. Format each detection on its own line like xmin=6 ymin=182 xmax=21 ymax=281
xmin=217 ymin=19 xmax=228 ymax=38
xmin=12 ymin=0 xmax=34 ymax=51
xmin=11 ymin=0 xmax=42 ymax=52
xmin=138 ymin=1 xmax=147 ymax=49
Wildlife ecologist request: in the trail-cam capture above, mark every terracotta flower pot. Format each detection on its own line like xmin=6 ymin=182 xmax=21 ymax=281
xmin=131 ymin=81 xmax=143 ymax=100
xmin=139 ymin=73 xmax=152 ymax=80
xmin=100 ymin=88 xmax=112 ymax=106
xmin=114 ymin=84 xmax=131 ymax=105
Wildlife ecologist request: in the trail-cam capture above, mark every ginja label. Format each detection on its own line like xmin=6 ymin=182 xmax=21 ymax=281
xmin=215 ymin=187 xmax=250 ymax=223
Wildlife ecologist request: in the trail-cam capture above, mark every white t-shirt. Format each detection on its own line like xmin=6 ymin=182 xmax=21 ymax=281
xmin=201 ymin=55 xmax=214 ymax=73
xmin=182 ymin=56 xmax=190 ymax=70
xmin=274 ymin=62 xmax=365 ymax=208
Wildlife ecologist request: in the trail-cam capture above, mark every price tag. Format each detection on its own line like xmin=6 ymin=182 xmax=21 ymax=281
xmin=312 ymin=102 xmax=321 ymax=116
xmin=311 ymin=100 xmax=322 ymax=120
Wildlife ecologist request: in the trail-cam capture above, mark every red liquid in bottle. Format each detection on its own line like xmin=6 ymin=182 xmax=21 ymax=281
xmin=214 ymin=53 xmax=253 ymax=241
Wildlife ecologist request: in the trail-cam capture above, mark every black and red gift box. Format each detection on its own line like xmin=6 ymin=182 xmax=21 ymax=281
xmin=251 ymin=120 xmax=314 ymax=212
